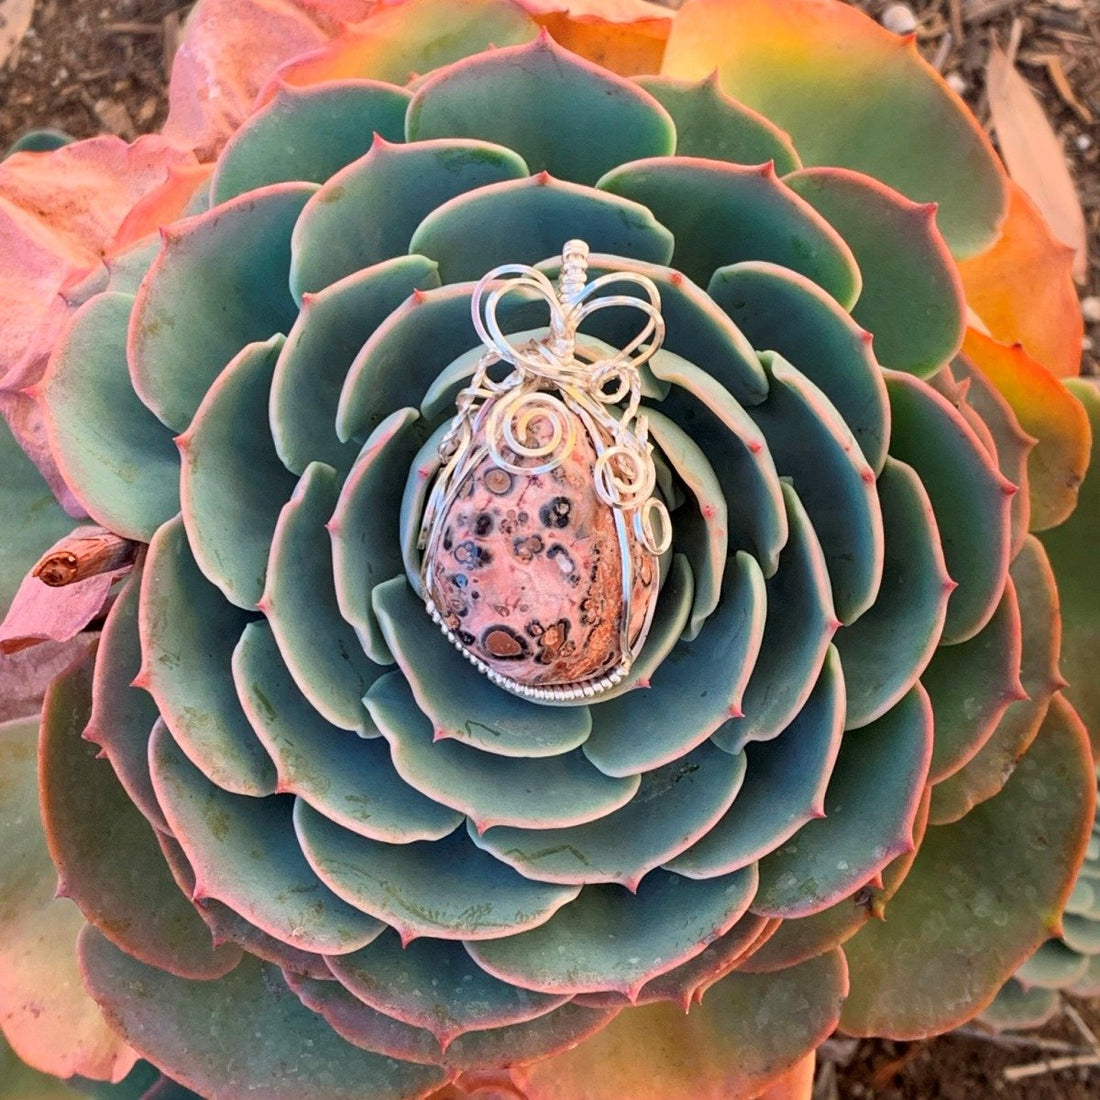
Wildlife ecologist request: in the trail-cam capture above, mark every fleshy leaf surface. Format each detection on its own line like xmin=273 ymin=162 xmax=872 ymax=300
xmin=272 ymin=0 xmax=540 ymax=91
xmin=513 ymin=950 xmax=848 ymax=1100
xmin=1039 ymin=378 xmax=1100 ymax=734
xmin=148 ymin=720 xmax=383 ymax=955
xmin=79 ymin=932 xmax=446 ymax=1100
xmin=599 ymin=157 xmax=859 ymax=302
xmin=140 ymin=517 xmax=276 ymax=797
xmin=751 ymin=685 xmax=932 ymax=918
xmin=661 ymin=0 xmax=1006 ymax=257
xmin=231 ymin=620 xmax=461 ymax=843
xmin=295 ymin=806 xmax=580 ymax=943
xmin=407 ymin=35 xmax=674 ymax=185
xmin=956 ymin=332 xmax=1090 ymax=532
xmin=468 ymin=866 xmax=758 ymax=998
xmin=957 ymin=181 xmax=1082 ymax=379
xmin=841 ymin=694 xmax=1095 ymax=1037
xmin=41 ymin=292 xmax=179 ymax=541
xmin=41 ymin=649 xmax=241 ymax=980
xmin=0 ymin=716 xmax=138 ymax=1083
xmin=211 ymin=79 xmax=411 ymax=204
xmin=130 ymin=183 xmax=315 ymax=433
xmin=784 ymin=167 xmax=965 ymax=377
xmin=263 ymin=462 xmax=383 ymax=733
xmin=290 ymin=137 xmax=528 ymax=297
xmin=179 ymin=336 xmax=297 ymax=611
xmin=367 ymin=671 xmax=633 ymax=831
xmin=326 ymin=928 xmax=568 ymax=1046
xmin=635 ymin=74 xmax=800 ymax=173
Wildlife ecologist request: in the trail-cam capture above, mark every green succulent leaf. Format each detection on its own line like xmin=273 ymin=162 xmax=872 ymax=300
xmin=211 ymin=80 xmax=412 ymax=204
xmin=180 ymin=336 xmax=297 ymax=611
xmin=0 ymin=417 xmax=80 ymax=620
xmin=231 ymin=620 xmax=461 ymax=843
xmin=326 ymin=928 xmax=569 ymax=1046
xmin=662 ymin=0 xmax=1006 ymax=257
xmin=750 ymin=353 xmax=883 ymax=624
xmin=513 ymin=950 xmax=847 ymax=1100
xmin=407 ymin=35 xmax=676 ymax=185
xmin=950 ymin=363 xmax=1033 ymax=558
xmin=148 ymin=720 xmax=383 ymax=955
xmin=467 ymin=865 xmax=758 ymax=999
xmin=929 ymin=536 xmax=1061 ymax=824
xmin=884 ymin=368 xmax=1012 ymax=643
xmin=371 ymin=576 xmax=592 ymax=758
xmin=41 ymin=648 xmax=242 ymax=980
xmin=331 ymin=408 xmax=430 ymax=666
xmin=707 ymin=260 xmax=889 ymax=473
xmin=833 ymin=458 xmax=951 ymax=730
xmin=712 ymin=485 xmax=835 ymax=753
xmin=599 ymin=157 xmax=860 ymax=302
xmin=140 ymin=517 xmax=276 ymax=796
xmin=83 ymin=569 xmax=167 ymax=832
xmin=653 ymin=356 xmax=786 ymax=576
xmin=1039 ymin=378 xmax=1100 ymax=736
xmin=583 ymin=550 xmax=764 ymax=778
xmin=294 ymin=805 xmax=580 ymax=942
xmin=634 ymin=74 xmax=800 ymax=174
xmin=131 ymin=183 xmax=315 ymax=433
xmin=272 ymin=257 xmax=441 ymax=477
xmin=980 ymin=978 xmax=1059 ymax=1031
xmin=409 ymin=174 xmax=675 ymax=283
xmin=784 ymin=168 xmax=965 ymax=377
xmin=289 ymin=138 xmax=528 ymax=298
xmin=41 ymin=292 xmax=179 ymax=541
xmin=752 ymin=684 xmax=932 ymax=918
xmin=79 ymin=931 xmax=446 ymax=1100
xmin=668 ymin=646 xmax=843 ymax=880
xmin=841 ymin=694 xmax=1094 ymax=1038
xmin=923 ymin=578 xmax=1023 ymax=784
xmin=366 ymin=670 xmax=632 ymax=830
xmin=263 ymin=462 xmax=383 ymax=734
xmin=470 ymin=741 xmax=747 ymax=889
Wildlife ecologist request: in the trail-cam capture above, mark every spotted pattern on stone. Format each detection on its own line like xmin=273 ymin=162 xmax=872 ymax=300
xmin=425 ymin=420 xmax=657 ymax=690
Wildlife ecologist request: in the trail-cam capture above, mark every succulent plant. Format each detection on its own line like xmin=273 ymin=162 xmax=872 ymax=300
xmin=0 ymin=1 xmax=1097 ymax=1098
xmin=980 ymin=768 xmax=1100 ymax=1032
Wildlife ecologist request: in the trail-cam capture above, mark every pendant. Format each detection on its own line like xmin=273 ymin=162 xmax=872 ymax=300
xmin=418 ymin=240 xmax=670 ymax=703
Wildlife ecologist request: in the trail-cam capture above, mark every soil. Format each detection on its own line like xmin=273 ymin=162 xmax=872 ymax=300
xmin=1 ymin=0 xmax=1098 ymax=1097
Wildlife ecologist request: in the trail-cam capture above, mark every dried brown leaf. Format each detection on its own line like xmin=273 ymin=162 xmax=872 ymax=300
xmin=0 ymin=0 xmax=35 ymax=69
xmin=987 ymin=42 xmax=1088 ymax=280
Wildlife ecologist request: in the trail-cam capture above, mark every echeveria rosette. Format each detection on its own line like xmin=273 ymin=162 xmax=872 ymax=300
xmin=0 ymin=1 xmax=1097 ymax=1098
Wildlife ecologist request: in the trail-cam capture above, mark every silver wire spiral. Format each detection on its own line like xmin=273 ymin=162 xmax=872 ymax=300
xmin=423 ymin=240 xmax=672 ymax=560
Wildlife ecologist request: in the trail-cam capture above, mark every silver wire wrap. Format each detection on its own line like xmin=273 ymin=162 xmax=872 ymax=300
xmin=422 ymin=239 xmax=672 ymax=559
xmin=417 ymin=240 xmax=671 ymax=703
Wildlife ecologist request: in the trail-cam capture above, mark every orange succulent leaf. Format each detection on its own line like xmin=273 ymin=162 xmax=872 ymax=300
xmin=511 ymin=951 xmax=847 ymax=1100
xmin=958 ymin=182 xmax=1083 ymax=379
xmin=0 ymin=135 xmax=198 ymax=381
xmin=515 ymin=0 xmax=672 ymax=75
xmin=269 ymin=0 xmax=541 ymax=97
xmin=1039 ymin=378 xmax=1100 ymax=742
xmin=0 ymin=135 xmax=198 ymax=510
xmin=661 ymin=0 xmax=1007 ymax=259
xmin=112 ymin=162 xmax=215 ymax=253
xmin=751 ymin=1052 xmax=816 ymax=1100
xmin=0 ymin=714 xmax=140 ymax=1084
xmin=958 ymin=330 xmax=1090 ymax=531
xmin=162 ymin=0 xmax=334 ymax=159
